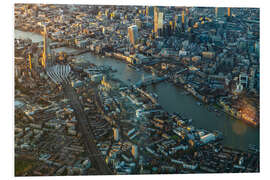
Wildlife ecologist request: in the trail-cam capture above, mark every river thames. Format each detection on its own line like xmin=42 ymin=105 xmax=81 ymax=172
xmin=15 ymin=29 xmax=259 ymax=151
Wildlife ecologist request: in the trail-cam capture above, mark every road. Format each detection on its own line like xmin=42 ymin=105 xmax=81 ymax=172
xmin=62 ymin=83 xmax=113 ymax=175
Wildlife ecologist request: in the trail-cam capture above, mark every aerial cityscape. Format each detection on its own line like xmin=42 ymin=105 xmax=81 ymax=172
xmin=14 ymin=4 xmax=259 ymax=176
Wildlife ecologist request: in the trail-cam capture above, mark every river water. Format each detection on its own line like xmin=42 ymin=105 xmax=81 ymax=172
xmin=15 ymin=30 xmax=259 ymax=151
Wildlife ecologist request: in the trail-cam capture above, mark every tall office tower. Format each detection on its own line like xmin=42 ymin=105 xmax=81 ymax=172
xmin=131 ymin=145 xmax=138 ymax=159
xmin=169 ymin=20 xmax=174 ymax=31
xmin=146 ymin=6 xmax=154 ymax=17
xmin=182 ymin=10 xmax=185 ymax=24
xmin=174 ymin=10 xmax=186 ymax=31
xmin=113 ymin=128 xmax=120 ymax=141
xmin=154 ymin=7 xmax=159 ymax=34
xmin=158 ymin=12 xmax=164 ymax=30
xmin=215 ymin=7 xmax=229 ymax=18
xmin=174 ymin=14 xmax=180 ymax=31
xmin=42 ymin=25 xmax=47 ymax=68
xmin=154 ymin=7 xmax=164 ymax=37
xmin=42 ymin=25 xmax=53 ymax=68
xmin=128 ymin=25 xmax=139 ymax=45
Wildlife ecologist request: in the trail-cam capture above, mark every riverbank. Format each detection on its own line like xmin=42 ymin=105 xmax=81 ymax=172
xmin=74 ymin=45 xmax=259 ymax=128
xmin=69 ymin=51 xmax=260 ymax=151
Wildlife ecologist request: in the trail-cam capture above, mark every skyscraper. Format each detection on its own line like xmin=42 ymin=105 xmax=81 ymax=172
xmin=128 ymin=25 xmax=138 ymax=45
xmin=145 ymin=6 xmax=154 ymax=17
xmin=154 ymin=7 xmax=159 ymax=34
xmin=42 ymin=25 xmax=48 ymax=68
xmin=158 ymin=12 xmax=164 ymax=30
xmin=42 ymin=24 xmax=53 ymax=68
xmin=174 ymin=10 xmax=186 ymax=31
xmin=154 ymin=7 xmax=164 ymax=37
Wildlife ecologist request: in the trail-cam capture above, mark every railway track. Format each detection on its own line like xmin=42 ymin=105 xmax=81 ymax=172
xmin=62 ymin=83 xmax=113 ymax=175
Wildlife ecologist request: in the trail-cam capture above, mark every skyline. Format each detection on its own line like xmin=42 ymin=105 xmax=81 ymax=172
xmin=12 ymin=2 xmax=264 ymax=178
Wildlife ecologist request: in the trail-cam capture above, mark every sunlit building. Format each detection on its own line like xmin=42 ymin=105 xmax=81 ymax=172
xmin=154 ymin=7 xmax=164 ymax=37
xmin=145 ymin=6 xmax=154 ymax=17
xmin=128 ymin=25 xmax=138 ymax=45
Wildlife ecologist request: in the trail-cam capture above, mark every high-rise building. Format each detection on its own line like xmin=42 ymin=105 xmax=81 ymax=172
xmin=154 ymin=7 xmax=159 ymax=34
xmin=158 ymin=12 xmax=164 ymax=29
xmin=154 ymin=7 xmax=164 ymax=37
xmin=181 ymin=10 xmax=185 ymax=24
xmin=145 ymin=6 xmax=154 ymax=17
xmin=174 ymin=10 xmax=186 ymax=31
xmin=42 ymin=24 xmax=53 ymax=68
xmin=128 ymin=25 xmax=138 ymax=45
